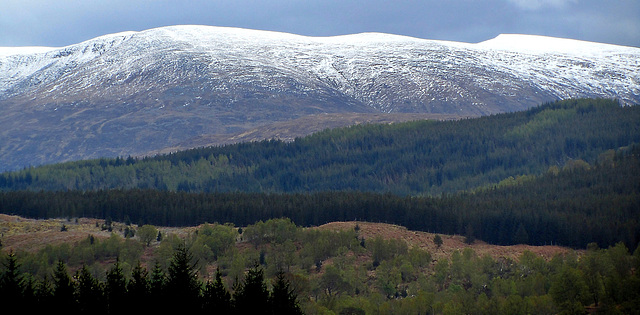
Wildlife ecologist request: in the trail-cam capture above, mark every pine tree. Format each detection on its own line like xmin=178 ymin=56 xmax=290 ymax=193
xmin=105 ymin=259 xmax=127 ymax=314
xmin=127 ymin=261 xmax=150 ymax=312
xmin=233 ymin=264 xmax=270 ymax=313
xmin=149 ymin=262 xmax=166 ymax=314
xmin=166 ymin=243 xmax=201 ymax=313
xmin=202 ymin=268 xmax=232 ymax=313
xmin=270 ymin=270 xmax=303 ymax=315
xmin=0 ymin=251 xmax=24 ymax=304
xmin=75 ymin=265 xmax=104 ymax=314
xmin=52 ymin=260 xmax=77 ymax=312
xmin=433 ymin=234 xmax=443 ymax=249
xmin=22 ymin=274 xmax=38 ymax=313
xmin=34 ymin=275 xmax=54 ymax=312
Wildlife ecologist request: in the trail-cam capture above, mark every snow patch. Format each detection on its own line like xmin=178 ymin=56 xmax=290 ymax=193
xmin=476 ymin=34 xmax=638 ymax=56
xmin=0 ymin=26 xmax=638 ymax=108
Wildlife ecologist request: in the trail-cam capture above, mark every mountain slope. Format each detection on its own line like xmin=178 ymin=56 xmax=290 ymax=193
xmin=3 ymin=99 xmax=639 ymax=196
xmin=1 ymin=140 xmax=638 ymax=249
xmin=1 ymin=26 xmax=639 ymax=171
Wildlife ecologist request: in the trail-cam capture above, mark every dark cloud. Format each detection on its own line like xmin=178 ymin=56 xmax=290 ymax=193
xmin=0 ymin=0 xmax=638 ymax=47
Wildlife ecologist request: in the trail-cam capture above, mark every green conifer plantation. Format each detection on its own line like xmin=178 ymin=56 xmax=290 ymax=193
xmin=1 ymin=98 xmax=639 ymax=313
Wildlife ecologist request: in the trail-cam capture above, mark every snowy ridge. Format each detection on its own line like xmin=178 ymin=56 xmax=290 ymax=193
xmin=0 ymin=25 xmax=639 ymax=171
xmin=1 ymin=25 xmax=638 ymax=111
xmin=477 ymin=34 xmax=639 ymax=56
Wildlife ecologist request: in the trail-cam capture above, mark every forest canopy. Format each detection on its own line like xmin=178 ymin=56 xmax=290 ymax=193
xmin=2 ymin=218 xmax=639 ymax=314
xmin=0 ymin=99 xmax=638 ymax=248
xmin=1 ymin=98 xmax=640 ymax=314
xmin=0 ymin=136 xmax=638 ymax=250
xmin=1 ymin=98 xmax=638 ymax=195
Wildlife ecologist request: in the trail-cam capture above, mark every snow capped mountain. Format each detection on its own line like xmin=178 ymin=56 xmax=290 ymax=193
xmin=0 ymin=25 xmax=638 ymax=171
xmin=2 ymin=26 xmax=638 ymax=110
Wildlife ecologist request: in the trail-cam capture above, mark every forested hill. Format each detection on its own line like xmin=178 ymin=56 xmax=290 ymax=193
xmin=0 ymin=143 xmax=638 ymax=249
xmin=1 ymin=98 xmax=639 ymax=195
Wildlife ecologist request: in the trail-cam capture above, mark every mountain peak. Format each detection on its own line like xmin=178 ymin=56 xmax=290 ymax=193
xmin=477 ymin=33 xmax=637 ymax=55
xmin=0 ymin=26 xmax=638 ymax=171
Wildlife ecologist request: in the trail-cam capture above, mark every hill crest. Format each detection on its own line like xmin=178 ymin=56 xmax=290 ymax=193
xmin=0 ymin=214 xmax=575 ymax=262
xmin=1 ymin=26 xmax=639 ymax=171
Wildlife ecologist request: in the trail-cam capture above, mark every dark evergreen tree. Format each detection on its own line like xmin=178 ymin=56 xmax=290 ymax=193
xmin=166 ymin=243 xmax=201 ymax=313
xmin=22 ymin=274 xmax=38 ymax=313
xmin=149 ymin=262 xmax=167 ymax=314
xmin=104 ymin=259 xmax=127 ymax=314
xmin=270 ymin=270 xmax=303 ymax=315
xmin=434 ymin=234 xmax=443 ymax=249
xmin=52 ymin=260 xmax=77 ymax=312
xmin=75 ymin=265 xmax=104 ymax=314
xmin=34 ymin=275 xmax=54 ymax=313
xmin=0 ymin=251 xmax=24 ymax=305
xmin=127 ymin=261 xmax=150 ymax=313
xmin=202 ymin=268 xmax=232 ymax=313
xmin=233 ymin=264 xmax=270 ymax=314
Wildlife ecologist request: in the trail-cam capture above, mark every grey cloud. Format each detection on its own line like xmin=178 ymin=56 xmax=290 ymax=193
xmin=506 ymin=0 xmax=578 ymax=10
xmin=0 ymin=0 xmax=637 ymax=48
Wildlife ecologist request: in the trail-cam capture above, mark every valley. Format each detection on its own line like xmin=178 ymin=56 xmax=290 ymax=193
xmin=0 ymin=25 xmax=639 ymax=313
xmin=1 ymin=99 xmax=638 ymax=313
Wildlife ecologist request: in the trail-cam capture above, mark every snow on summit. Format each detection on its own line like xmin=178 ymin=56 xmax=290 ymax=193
xmin=476 ymin=33 xmax=639 ymax=56
xmin=0 ymin=25 xmax=638 ymax=109
xmin=0 ymin=25 xmax=639 ymax=172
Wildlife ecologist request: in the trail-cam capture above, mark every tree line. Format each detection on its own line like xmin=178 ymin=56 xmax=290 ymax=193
xmin=1 ymin=144 xmax=638 ymax=250
xmin=1 ymin=98 xmax=638 ymax=195
xmin=2 ymin=217 xmax=640 ymax=314
xmin=0 ymin=245 xmax=302 ymax=314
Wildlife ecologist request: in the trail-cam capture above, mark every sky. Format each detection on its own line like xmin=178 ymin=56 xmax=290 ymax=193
xmin=1 ymin=0 xmax=638 ymax=48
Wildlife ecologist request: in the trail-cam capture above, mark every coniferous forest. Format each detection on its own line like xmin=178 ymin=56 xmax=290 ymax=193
xmin=1 ymin=98 xmax=640 ymax=314
xmin=0 ymin=145 xmax=638 ymax=249
xmin=0 ymin=243 xmax=302 ymax=314
xmin=1 ymin=98 xmax=638 ymax=249
xmin=1 ymin=98 xmax=638 ymax=195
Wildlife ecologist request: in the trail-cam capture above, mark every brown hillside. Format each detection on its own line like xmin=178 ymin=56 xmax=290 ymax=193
xmin=316 ymin=221 xmax=577 ymax=261
xmin=1 ymin=214 xmax=577 ymax=262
